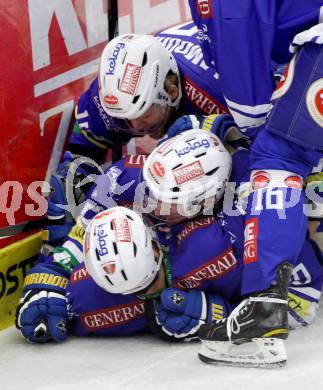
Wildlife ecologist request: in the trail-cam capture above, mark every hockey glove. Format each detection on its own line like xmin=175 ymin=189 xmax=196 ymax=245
xmin=159 ymin=114 xmax=248 ymax=148
xmin=146 ymin=288 xmax=228 ymax=341
xmin=15 ymin=264 xmax=70 ymax=343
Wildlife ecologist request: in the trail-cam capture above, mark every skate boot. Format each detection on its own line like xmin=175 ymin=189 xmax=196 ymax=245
xmin=198 ymin=262 xmax=293 ymax=368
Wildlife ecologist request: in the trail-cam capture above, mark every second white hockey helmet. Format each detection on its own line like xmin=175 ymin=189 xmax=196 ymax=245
xmin=143 ymin=129 xmax=232 ymax=208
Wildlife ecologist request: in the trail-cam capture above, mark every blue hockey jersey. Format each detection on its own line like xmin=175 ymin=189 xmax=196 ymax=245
xmin=189 ymin=0 xmax=323 ymax=138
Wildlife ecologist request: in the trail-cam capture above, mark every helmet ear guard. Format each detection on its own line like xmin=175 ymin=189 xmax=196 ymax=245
xmin=83 ymin=207 xmax=162 ymax=294
xmin=98 ymin=34 xmax=182 ymax=121
xmin=142 ymin=129 xmax=232 ymax=212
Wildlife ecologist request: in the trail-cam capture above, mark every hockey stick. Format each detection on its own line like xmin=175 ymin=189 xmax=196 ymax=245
xmin=0 ymin=217 xmax=63 ymax=239
xmin=108 ymin=0 xmax=119 ymax=40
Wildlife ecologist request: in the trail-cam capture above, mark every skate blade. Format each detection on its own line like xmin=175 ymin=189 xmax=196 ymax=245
xmin=198 ymin=338 xmax=287 ymax=368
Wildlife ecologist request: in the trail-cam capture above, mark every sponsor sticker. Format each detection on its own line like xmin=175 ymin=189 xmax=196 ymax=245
xmin=156 ymin=135 xmax=181 ymax=155
xmin=252 ymin=171 xmax=271 ymax=191
xmin=112 ymin=218 xmax=132 ymax=242
xmin=97 ymin=223 xmax=109 ymax=256
xmin=106 ymin=42 xmax=125 ymax=76
xmin=173 ymin=161 xmax=205 ymax=185
xmin=244 ymin=218 xmax=258 ymax=264
xmin=197 ymin=0 xmax=213 ymax=18
xmin=175 ymin=138 xmax=210 ymax=157
xmin=120 ymin=63 xmax=142 ymax=95
xmin=95 ymin=210 xmax=115 ymax=220
xmin=306 ymin=78 xmax=323 ymax=127
xmin=152 ymin=161 xmax=165 ymax=177
xmin=103 ymin=95 xmax=118 ymax=106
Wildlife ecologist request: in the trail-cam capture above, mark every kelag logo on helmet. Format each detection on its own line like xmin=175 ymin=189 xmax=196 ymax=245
xmin=106 ymin=42 xmax=125 ymax=75
xmin=97 ymin=223 xmax=109 ymax=256
xmin=175 ymin=138 xmax=210 ymax=157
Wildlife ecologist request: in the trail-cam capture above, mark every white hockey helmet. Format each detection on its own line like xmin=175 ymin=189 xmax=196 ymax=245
xmin=83 ymin=207 xmax=162 ymax=295
xmin=98 ymin=34 xmax=181 ymax=120
xmin=142 ymin=130 xmax=232 ymax=208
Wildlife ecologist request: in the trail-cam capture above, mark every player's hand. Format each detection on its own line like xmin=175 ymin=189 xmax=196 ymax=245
xmin=158 ymin=115 xmax=205 ymax=146
xmin=156 ymin=288 xmax=207 ymax=340
xmin=15 ymin=264 xmax=69 ymax=343
xmin=146 ymin=288 xmax=228 ymax=341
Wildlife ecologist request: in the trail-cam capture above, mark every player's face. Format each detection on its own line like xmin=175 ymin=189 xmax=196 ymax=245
xmin=130 ymin=104 xmax=173 ymax=137
xmin=152 ymin=201 xmax=197 ymax=225
xmin=136 ymin=243 xmax=166 ymax=299
xmin=150 ymin=196 xmax=219 ymax=226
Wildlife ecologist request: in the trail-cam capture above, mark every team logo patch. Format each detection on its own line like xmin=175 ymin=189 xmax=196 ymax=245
xmin=152 ymin=161 xmax=165 ymax=177
xmin=271 ymin=54 xmax=296 ymax=101
xmin=103 ymin=95 xmax=118 ymax=106
xmin=120 ymin=63 xmax=142 ymax=95
xmin=197 ymin=0 xmax=213 ymax=18
xmin=112 ymin=218 xmax=132 ymax=242
xmin=173 ymin=161 xmax=205 ymax=185
xmin=244 ymin=218 xmax=258 ymax=264
xmin=56 ymin=320 xmax=67 ymax=334
xmin=306 ymin=78 xmax=323 ymax=127
xmin=170 ymin=291 xmax=184 ymax=305
xmin=252 ymin=171 xmax=271 ymax=191
xmin=284 ymin=175 xmax=302 ymax=189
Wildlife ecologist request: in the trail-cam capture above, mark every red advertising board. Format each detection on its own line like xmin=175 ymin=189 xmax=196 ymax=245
xmin=0 ymin=0 xmax=191 ymax=247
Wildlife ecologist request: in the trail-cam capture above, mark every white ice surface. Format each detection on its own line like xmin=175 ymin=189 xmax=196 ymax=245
xmin=1 ymin=303 xmax=323 ymax=390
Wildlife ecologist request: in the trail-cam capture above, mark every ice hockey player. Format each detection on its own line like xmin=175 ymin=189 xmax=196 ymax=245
xmin=45 ymin=23 xmax=234 ymax=244
xmin=188 ymin=0 xmax=323 ymax=367
xmin=16 ymin=131 xmax=323 ymax=360
xmin=66 ymin=23 xmax=229 ymax=164
xmin=16 ymin=201 xmax=323 ymax=348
